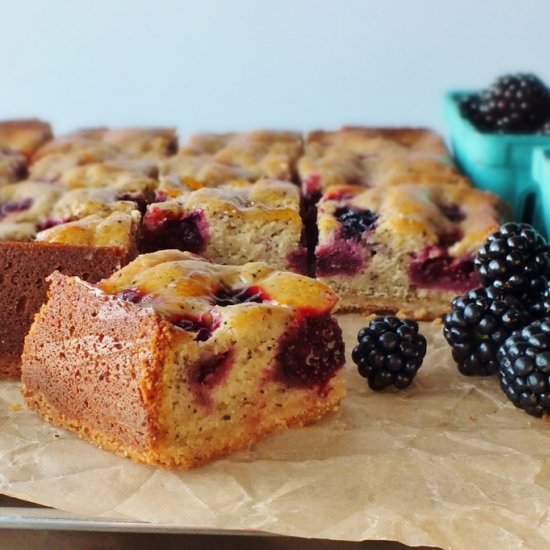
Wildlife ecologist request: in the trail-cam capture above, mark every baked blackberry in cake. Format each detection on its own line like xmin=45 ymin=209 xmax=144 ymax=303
xmin=143 ymin=180 xmax=308 ymax=272
xmin=21 ymin=250 xmax=345 ymax=469
xmin=157 ymin=130 xmax=303 ymax=194
xmin=315 ymin=183 xmax=502 ymax=318
xmin=298 ymin=127 xmax=467 ymax=198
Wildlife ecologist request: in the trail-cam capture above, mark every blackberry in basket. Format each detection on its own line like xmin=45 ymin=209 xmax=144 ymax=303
xmin=460 ymin=73 xmax=550 ymax=133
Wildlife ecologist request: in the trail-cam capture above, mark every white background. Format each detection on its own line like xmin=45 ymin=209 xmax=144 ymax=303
xmin=0 ymin=0 xmax=548 ymax=136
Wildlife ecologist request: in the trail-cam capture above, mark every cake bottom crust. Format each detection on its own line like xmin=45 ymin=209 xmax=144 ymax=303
xmin=335 ymin=294 xmax=456 ymax=320
xmin=24 ymin=387 xmax=343 ymax=469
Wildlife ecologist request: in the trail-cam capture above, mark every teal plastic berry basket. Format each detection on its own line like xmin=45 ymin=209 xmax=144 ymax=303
xmin=443 ymin=91 xmax=550 ymax=236
xmin=532 ymin=148 xmax=550 ymax=239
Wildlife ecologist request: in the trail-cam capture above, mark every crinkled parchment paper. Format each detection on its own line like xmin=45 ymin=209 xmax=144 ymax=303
xmin=1 ymin=314 xmax=550 ymax=549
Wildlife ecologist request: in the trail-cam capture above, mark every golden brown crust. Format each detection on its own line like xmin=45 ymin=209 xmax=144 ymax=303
xmin=159 ymin=130 xmax=303 ymax=187
xmin=24 ymin=388 xmax=342 ymax=469
xmin=299 ymin=126 xmax=465 ymax=194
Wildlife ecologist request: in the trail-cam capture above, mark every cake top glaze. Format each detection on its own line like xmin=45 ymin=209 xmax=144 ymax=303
xmin=99 ymin=250 xmax=337 ymax=321
xmin=318 ymin=182 xmax=502 ymax=256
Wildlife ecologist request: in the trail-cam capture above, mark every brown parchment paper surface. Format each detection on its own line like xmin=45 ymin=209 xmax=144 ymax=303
xmin=1 ymin=314 xmax=550 ymax=549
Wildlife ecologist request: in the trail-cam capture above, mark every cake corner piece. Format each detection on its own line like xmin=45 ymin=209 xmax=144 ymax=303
xmin=21 ymin=252 xmax=346 ymax=469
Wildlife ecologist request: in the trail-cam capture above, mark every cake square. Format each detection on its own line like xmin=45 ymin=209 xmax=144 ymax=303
xmin=30 ymin=127 xmax=177 ymax=181
xmin=0 ymin=182 xmax=142 ymax=378
xmin=142 ymin=180 xmax=308 ymax=272
xmin=157 ymin=130 xmax=303 ymax=192
xmin=21 ymin=251 xmax=345 ymax=469
xmin=0 ymin=150 xmax=28 ymax=186
xmin=298 ymin=127 xmax=468 ymax=198
xmin=0 ymin=119 xmax=53 ymax=156
xmin=314 ymin=183 xmax=502 ymax=318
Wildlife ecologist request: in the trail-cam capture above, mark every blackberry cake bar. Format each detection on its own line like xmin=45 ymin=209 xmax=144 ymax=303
xmin=143 ymin=179 xmax=308 ymax=272
xmin=0 ymin=125 xmax=178 ymax=377
xmin=315 ymin=183 xmax=502 ymax=318
xmin=0 ymin=119 xmax=53 ymax=157
xmin=157 ymin=130 xmax=302 ymax=198
xmin=29 ymin=127 xmax=176 ymax=181
xmin=0 ymin=180 xmax=142 ymax=377
xmin=298 ymin=127 xmax=467 ymax=198
xmin=0 ymin=119 xmax=52 ymax=185
xmin=21 ymin=251 xmax=345 ymax=469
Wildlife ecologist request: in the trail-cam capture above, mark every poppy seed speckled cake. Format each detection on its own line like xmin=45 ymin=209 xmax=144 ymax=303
xmin=21 ymin=251 xmax=346 ymax=469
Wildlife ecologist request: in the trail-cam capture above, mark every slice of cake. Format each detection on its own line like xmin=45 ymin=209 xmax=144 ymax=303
xmin=142 ymin=180 xmax=308 ymax=273
xmin=157 ymin=130 xmax=303 ymax=193
xmin=21 ymin=250 xmax=345 ymax=469
xmin=0 ymin=202 xmax=141 ymax=378
xmin=0 ymin=150 xmax=28 ymax=186
xmin=315 ymin=183 xmax=502 ymax=318
xmin=298 ymin=127 xmax=468 ymax=199
xmin=0 ymin=119 xmax=53 ymax=156
xmin=30 ymin=126 xmax=177 ymax=180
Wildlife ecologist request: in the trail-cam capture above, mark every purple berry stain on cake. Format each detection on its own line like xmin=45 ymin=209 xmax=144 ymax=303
xmin=114 ymin=288 xmax=144 ymax=304
xmin=213 ymin=286 xmax=266 ymax=306
xmin=142 ymin=208 xmax=208 ymax=254
xmin=315 ymin=240 xmax=365 ymax=276
xmin=190 ymin=350 xmax=234 ymax=407
xmin=304 ymin=173 xmax=321 ymax=196
xmin=439 ymin=203 xmax=465 ymax=223
xmin=275 ymin=314 xmax=345 ymax=391
xmin=408 ymin=245 xmax=480 ymax=293
xmin=286 ymin=246 xmax=310 ymax=275
xmin=0 ymin=198 xmax=33 ymax=220
xmin=316 ymin=206 xmax=378 ymax=276
xmin=173 ymin=316 xmax=215 ymax=342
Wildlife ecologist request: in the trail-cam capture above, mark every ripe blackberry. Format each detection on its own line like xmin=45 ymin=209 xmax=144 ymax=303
xmin=497 ymin=319 xmax=550 ymax=417
xmin=460 ymin=73 xmax=550 ymax=133
xmin=351 ymin=316 xmax=426 ymax=390
xmin=443 ymin=286 xmax=528 ymax=376
xmin=519 ymin=277 xmax=550 ymax=320
xmin=335 ymin=206 xmax=378 ymax=240
xmin=474 ymin=222 xmax=550 ymax=296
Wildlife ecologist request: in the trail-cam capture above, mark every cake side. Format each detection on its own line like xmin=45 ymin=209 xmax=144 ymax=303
xmin=315 ymin=183 xmax=502 ymax=319
xmin=21 ymin=253 xmax=345 ymax=469
xmin=21 ymin=272 xmax=168 ymax=456
xmin=142 ymin=181 xmax=307 ymax=273
xmin=0 ymin=242 xmax=134 ymax=378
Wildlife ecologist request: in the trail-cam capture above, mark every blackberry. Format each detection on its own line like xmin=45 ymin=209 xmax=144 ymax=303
xmin=474 ymin=222 xmax=550 ymax=296
xmin=497 ymin=319 xmax=550 ymax=417
xmin=460 ymin=73 xmax=550 ymax=133
xmin=443 ymin=286 xmax=528 ymax=376
xmin=335 ymin=206 xmax=378 ymax=240
xmin=520 ymin=278 xmax=550 ymax=320
xmin=351 ymin=316 xmax=426 ymax=390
